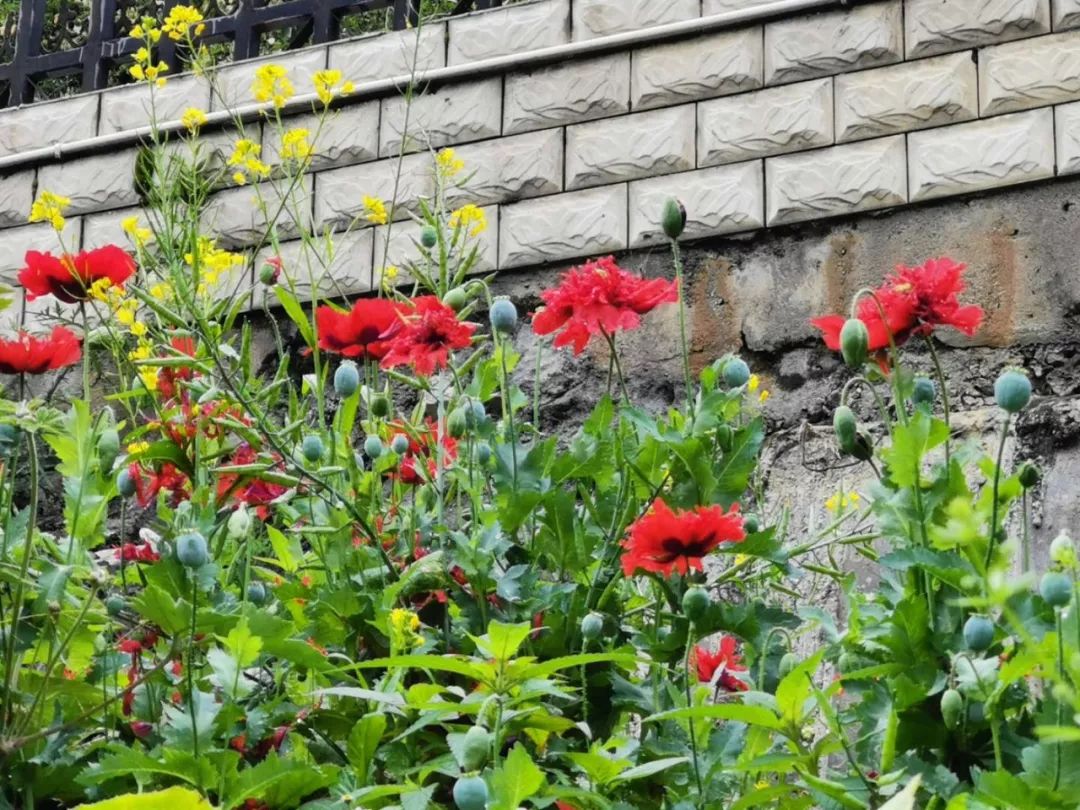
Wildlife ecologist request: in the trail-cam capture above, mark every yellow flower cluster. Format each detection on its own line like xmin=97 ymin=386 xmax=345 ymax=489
xmin=126 ymin=441 xmax=151 ymax=455
xmin=280 ymin=128 xmax=312 ymax=162
xmin=129 ymin=43 xmax=169 ymax=87
xmin=89 ymin=278 xmax=148 ymax=338
xmin=228 ymin=139 xmax=270 ymax=186
xmin=180 ymin=107 xmax=208 ymax=133
xmin=121 ymin=216 xmax=152 ymax=249
xmin=825 ymin=491 xmax=861 ymax=513
xmin=29 ymin=191 xmax=70 ymax=231
xmin=162 ymin=5 xmax=205 ymax=41
xmin=252 ymin=63 xmax=294 ymax=109
xmin=312 ymin=69 xmax=355 ymax=106
xmin=363 ymin=196 xmax=388 ymax=225
xmin=436 ymin=147 xmax=465 ymax=179
xmin=748 ymin=374 xmax=770 ymax=404
xmin=128 ymin=337 xmax=158 ymax=392
xmin=389 ymin=608 xmax=423 ymax=649
xmin=129 ymin=18 xmax=161 ymax=44
xmin=381 ymin=264 xmax=400 ymax=292
xmin=184 ymin=236 xmax=244 ymax=296
xmin=449 ymin=204 xmax=486 ymax=237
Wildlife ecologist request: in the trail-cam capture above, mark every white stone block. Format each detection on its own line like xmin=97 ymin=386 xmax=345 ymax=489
xmin=164 ymin=127 xmax=246 ymax=188
xmin=0 ymin=95 xmax=98 ymax=158
xmin=328 ymin=25 xmax=445 ymax=85
xmin=835 ymin=52 xmax=978 ymax=142
xmin=448 ymin=129 xmax=563 ymax=207
xmin=449 ymin=0 xmax=570 ymax=64
xmin=1055 ymin=99 xmax=1080 ymax=173
xmin=698 ymin=78 xmax=833 ymax=166
xmin=0 ymin=223 xmax=61 ymax=283
xmin=628 ymin=163 xmax=764 ymax=248
xmin=201 ymin=176 xmax=313 ymax=248
xmin=373 ymin=205 xmax=498 ymax=276
xmin=82 ymin=208 xmax=139 ymax=249
xmin=1056 ymin=0 xmax=1080 ymax=29
xmin=210 ymin=47 xmax=327 ymax=112
xmin=99 ymin=73 xmax=211 ymax=134
xmin=314 ymin=153 xmax=434 ymax=230
xmin=253 ymin=228 xmax=374 ymax=307
xmin=906 ymin=0 xmax=1050 ymax=59
xmin=566 ymin=106 xmax=696 ymax=190
xmin=631 ymin=27 xmax=763 ymax=110
xmin=37 ymin=149 xmax=140 ymax=216
xmin=980 ymin=31 xmax=1080 ymax=115
xmin=261 ymin=102 xmax=379 ymax=170
xmin=704 ymin=0 xmax=779 ymax=13
xmin=380 ymin=78 xmax=502 ymax=157
xmin=907 ymin=109 xmax=1054 ymax=201
xmin=766 ymin=136 xmax=907 ymax=225
xmin=765 ymin=1 xmax=902 ymax=85
xmin=504 ymin=54 xmax=630 ymax=135
xmin=0 ymin=169 xmax=34 ymax=229
xmin=573 ymin=0 xmax=699 ymax=40
xmin=499 ymin=184 xmax=627 ymax=268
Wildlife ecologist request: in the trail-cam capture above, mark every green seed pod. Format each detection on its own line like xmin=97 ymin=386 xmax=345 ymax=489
xmin=941 ymin=688 xmax=964 ymax=730
xmin=460 ymin=725 xmax=491 ymax=771
xmin=489 ymin=298 xmax=518 ymax=334
xmin=580 ymin=613 xmax=604 ymax=641
xmin=443 ymin=287 xmax=468 ymax=312
xmin=661 ymin=198 xmax=687 ymax=240
xmin=390 ymin=434 xmax=410 ymax=455
xmin=723 ymin=358 xmax=751 ymax=388
xmin=912 ymin=377 xmax=936 ymax=406
xmin=833 ymin=406 xmax=857 ymax=451
xmin=1040 ymin=572 xmax=1073 ymax=608
xmin=1018 ymin=462 xmax=1041 ymax=489
xmin=1050 ymin=533 xmax=1076 ymax=566
xmin=716 ymin=424 xmax=734 ymax=451
xmin=105 ymin=595 xmax=126 ymax=617
xmin=227 ymin=506 xmax=252 ymax=539
xmin=778 ymin=652 xmax=798 ymax=678
xmin=681 ymin=587 xmax=710 ymax=621
xmin=474 ymin=442 xmax=491 ymax=464
xmin=839 ymin=319 xmax=869 ymax=368
xmin=370 ymin=393 xmax=391 ymax=418
xmin=246 ymin=581 xmax=267 ymax=604
xmin=419 ymin=225 xmax=438 ymax=249
xmin=452 ymin=776 xmax=489 ymax=810
xmin=447 ymin=408 xmax=469 ymax=439
xmin=364 ymin=435 xmax=384 ymax=459
xmin=465 ymin=400 xmax=487 ymax=428
xmin=994 ymin=370 xmax=1032 ymax=413
xmin=743 ymin=514 xmax=760 ymax=534
xmin=302 ymin=434 xmax=324 ymax=463
xmin=117 ymin=468 xmax=138 ymax=498
xmin=963 ymin=615 xmax=995 ymax=652
xmin=334 ymin=361 xmax=360 ymax=397
xmin=98 ymin=428 xmax=121 ymax=473
xmin=175 ymin=531 xmax=209 ymax=569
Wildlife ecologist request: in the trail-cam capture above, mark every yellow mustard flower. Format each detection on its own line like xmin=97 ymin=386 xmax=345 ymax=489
xmin=825 ymin=491 xmax=861 ymax=513
xmin=363 ymin=196 xmax=388 ymax=225
xmin=228 ymin=139 xmax=270 ymax=183
xmin=748 ymin=374 xmax=770 ymax=404
xmin=312 ymin=69 xmax=353 ymax=105
xmin=435 ymin=147 xmax=464 ymax=178
xmin=130 ymin=321 xmax=148 ymax=338
xmin=449 ymin=204 xmax=486 ymax=237
xmin=180 ymin=107 xmax=208 ymax=133
xmin=149 ymin=281 xmax=173 ymax=301
xmin=88 ymin=278 xmax=114 ymax=304
xmin=389 ymin=608 xmax=423 ymax=649
xmin=121 ymin=215 xmax=152 ymax=248
xmin=252 ymin=63 xmax=294 ymax=108
xmin=127 ymin=441 xmax=151 ymax=455
xmin=280 ymin=128 xmax=312 ymax=161
xmin=162 ymin=5 xmax=205 ymax=41
xmin=29 ymin=191 xmax=71 ymax=231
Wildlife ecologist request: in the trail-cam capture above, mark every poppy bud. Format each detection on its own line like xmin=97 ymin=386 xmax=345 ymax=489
xmin=994 ymin=370 xmax=1031 ymax=413
xmin=443 ymin=287 xmax=468 ymax=312
xmin=227 ymin=506 xmax=252 ymax=539
xmin=475 ymin=441 xmax=491 ymax=464
xmin=420 ymin=225 xmax=438 ymax=249
xmin=98 ymin=428 xmax=120 ymax=473
xmin=364 ymin=435 xmax=384 ymax=459
xmin=391 ymin=434 xmax=410 ymax=455
xmin=1018 ymin=462 xmax=1041 ymax=489
xmin=246 ymin=581 xmax=267 ymax=604
xmin=723 ymin=358 xmax=751 ymax=388
xmin=447 ymin=407 xmax=468 ymax=439
xmin=260 ymin=256 xmax=282 ymax=286
xmin=106 ymin=595 xmax=126 ymax=617
xmin=489 ymin=298 xmax=518 ymax=333
xmin=175 ymin=531 xmax=209 ymax=568
xmin=743 ymin=513 xmax=760 ymax=534
xmin=941 ymin=688 xmax=963 ymax=730
xmin=682 ymin=587 xmax=710 ymax=621
xmin=465 ymin=400 xmax=487 ymax=428
xmin=117 ymin=468 xmax=138 ymax=498
xmin=839 ymin=318 xmax=869 ymax=368
xmin=580 ymin=612 xmax=604 ymax=640
xmin=963 ymin=615 xmax=994 ymax=652
xmin=461 ymin=725 xmax=490 ymax=771
xmin=661 ymin=198 xmax=686 ymax=240
xmin=334 ymin=361 xmax=360 ymax=397
xmin=1040 ymin=572 xmax=1072 ymax=608
xmin=452 ymin=776 xmax=489 ymax=810
xmin=370 ymin=393 xmax=391 ymax=418
xmin=912 ymin=377 xmax=935 ymax=406
xmin=851 ymin=430 xmax=874 ymax=461
xmin=833 ymin=406 xmax=857 ymax=452
xmin=302 ymin=434 xmax=324 ymax=462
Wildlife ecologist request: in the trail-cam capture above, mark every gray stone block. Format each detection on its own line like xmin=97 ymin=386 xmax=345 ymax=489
xmin=448 ymin=0 xmax=570 ymax=65
xmin=979 ymin=31 xmax=1080 ymax=116
xmin=0 ymin=95 xmax=99 ymax=158
xmin=1055 ymin=99 xmax=1080 ymax=174
xmin=504 ymin=54 xmax=630 ymax=135
xmin=373 ymin=205 xmax=498 ymax=276
xmin=261 ymin=103 xmax=379 ymax=170
xmin=37 ymin=149 xmax=140 ymax=216
xmin=209 ymin=47 xmax=327 ymax=112
xmin=99 ymin=73 xmax=211 ymax=134
xmin=0 ymin=223 xmax=63 ymax=284
xmin=201 ymin=176 xmax=313 ymax=248
xmin=448 ymin=129 xmax=563 ymax=207
xmin=314 ymin=152 xmax=434 ymax=230
xmin=328 ymin=25 xmax=445 ymax=85
xmin=1055 ymin=0 xmax=1080 ymax=29
xmin=380 ymin=78 xmax=502 ymax=157
xmin=253 ymin=228 xmax=374 ymax=307
xmin=572 ymin=0 xmax=699 ymax=40
xmin=906 ymin=0 xmax=1050 ymax=59
xmin=0 ymin=169 xmax=34 ymax=229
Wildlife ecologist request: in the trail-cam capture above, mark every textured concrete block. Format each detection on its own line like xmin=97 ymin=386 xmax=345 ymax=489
xmin=449 ymin=0 xmax=570 ymax=64
xmin=314 ymin=153 xmax=433 ymax=230
xmin=210 ymin=47 xmax=327 ymax=111
xmin=906 ymin=0 xmax=1050 ymax=59
xmin=82 ymin=208 xmax=139 ymax=249
xmin=1055 ymin=99 xmax=1080 ymax=173
xmin=765 ymin=1 xmax=902 ymax=85
xmin=504 ymin=54 xmax=629 ymax=135
xmin=499 ymin=184 xmax=627 ymax=268
xmin=261 ymin=102 xmax=379 ymax=170
xmin=566 ymin=106 xmax=695 ymax=190
xmin=908 ymin=109 xmax=1054 ymax=201
xmin=166 ymin=127 xmax=247 ymax=188
xmin=0 ymin=95 xmax=99 ymax=158
xmin=328 ymin=25 xmax=445 ymax=85
xmin=0 ymin=223 xmax=61 ymax=283
xmin=373 ymin=205 xmax=498 ymax=275
xmin=449 ymin=129 xmax=563 ymax=207
xmin=0 ymin=169 xmax=34 ymax=230
xmin=980 ymin=31 xmax=1080 ymax=115
xmin=835 ymin=52 xmax=977 ymax=142
xmin=699 ymin=78 xmax=833 ymax=166
xmin=766 ymin=136 xmax=907 ymax=225
xmin=631 ymin=27 xmax=763 ymax=110
xmin=573 ymin=0 xmax=699 ymax=40
xmin=629 ymin=163 xmax=764 ymax=247
xmin=704 ymin=0 xmax=778 ymax=12
xmin=1056 ymin=0 xmax=1080 ymax=29
xmin=99 ymin=73 xmax=211 ymax=134
xmin=380 ymin=78 xmax=502 ymax=157
xmin=202 ymin=176 xmax=313 ymax=248
xmin=37 ymin=149 xmax=140 ymax=216
xmin=253 ymin=228 xmax=373 ymax=307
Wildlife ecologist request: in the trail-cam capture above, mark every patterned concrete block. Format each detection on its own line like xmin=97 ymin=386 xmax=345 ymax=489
xmin=766 ymin=135 xmax=907 ymax=225
xmin=980 ymin=31 xmax=1080 ymax=115
xmin=698 ymin=78 xmax=833 ymax=166
xmin=504 ymin=54 xmax=630 ymax=135
xmin=629 ymin=162 xmax=764 ymax=247
xmin=314 ymin=152 xmax=434 ymax=230
xmin=704 ymin=0 xmax=779 ymax=12
xmin=261 ymin=102 xmax=379 ymax=170
xmin=1055 ymin=99 xmax=1080 ymax=174
xmin=835 ymin=52 xmax=978 ymax=142
xmin=567 ymin=105 xmax=695 ymax=190
xmin=499 ymin=184 xmax=627 ymax=268
xmin=572 ymin=0 xmax=699 ymax=40
xmin=82 ymin=207 xmax=140 ymax=250
xmin=201 ymin=176 xmax=313 ymax=248
xmin=380 ymin=78 xmax=502 ymax=157
xmin=253 ymin=228 xmax=374 ymax=307
xmin=328 ymin=25 xmax=445 ymax=85
xmin=210 ymin=47 xmax=327 ymax=112
xmin=0 ymin=223 xmax=61 ymax=284
xmin=448 ymin=129 xmax=563 ymax=207
xmin=448 ymin=0 xmax=570 ymax=64
xmin=99 ymin=73 xmax=211 ymax=134
xmin=165 ymin=127 xmax=247 ymax=188
xmin=1056 ymin=0 xmax=1080 ymax=29
xmin=373 ymin=205 xmax=498 ymax=276
xmin=906 ymin=0 xmax=1050 ymax=59
xmin=37 ymin=149 xmax=140 ymax=216
xmin=0 ymin=169 xmax=34 ymax=230
xmin=907 ymin=109 xmax=1054 ymax=202
xmin=0 ymin=95 xmax=99 ymax=158
xmin=631 ymin=27 xmax=763 ymax=110
xmin=764 ymin=1 xmax=902 ymax=85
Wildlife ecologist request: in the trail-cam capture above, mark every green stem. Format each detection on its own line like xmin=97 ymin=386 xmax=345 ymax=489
xmin=603 ymin=330 xmax=631 ymax=404
xmin=683 ymin=625 xmax=705 ymax=802
xmin=924 ymin=336 xmax=952 ymax=478
xmin=1053 ymin=608 xmax=1065 ymax=791
xmin=670 ymin=240 xmax=694 ymax=418
xmin=187 ymin=577 xmax=199 ymax=760
xmin=984 ymin=414 xmax=1012 ymax=572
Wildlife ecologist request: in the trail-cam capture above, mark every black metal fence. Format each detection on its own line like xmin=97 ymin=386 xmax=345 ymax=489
xmin=0 ymin=0 xmax=503 ymax=108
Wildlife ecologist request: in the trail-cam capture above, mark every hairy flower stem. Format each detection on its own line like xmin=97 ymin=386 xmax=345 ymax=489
xmin=683 ymin=626 xmax=705 ymax=801
xmin=497 ymin=333 xmax=518 ymax=490
xmin=925 ymin=336 xmax=952 ymax=479
xmin=670 ymin=240 xmax=694 ymax=418
xmin=1021 ymin=490 xmax=1031 ymax=574
xmin=1053 ymin=608 xmax=1065 ymax=791
xmin=80 ymin=302 xmax=91 ymax=404
xmin=984 ymin=414 xmax=1011 ymax=572
xmin=602 ymin=330 xmax=631 ymax=404
xmin=188 ymin=577 xmax=199 ymax=760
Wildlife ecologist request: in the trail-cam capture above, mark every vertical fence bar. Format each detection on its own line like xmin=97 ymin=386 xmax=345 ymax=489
xmin=7 ymin=0 xmax=43 ymax=105
xmin=82 ymin=0 xmax=117 ymax=93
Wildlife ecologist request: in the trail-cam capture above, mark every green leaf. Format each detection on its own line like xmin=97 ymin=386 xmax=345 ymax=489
xmin=880 ymin=776 xmax=922 ymax=810
xmin=266 ymin=525 xmax=302 ymax=573
xmin=489 ymin=744 xmax=544 ymax=810
xmin=75 ymin=787 xmax=212 ymax=810
xmin=132 ymin=584 xmax=190 ymax=635
xmin=881 ymin=411 xmax=948 ymax=488
xmin=346 ymin=714 xmax=387 ymax=786
xmin=223 ymin=616 xmax=262 ymax=666
xmin=644 ymin=703 xmax=783 ymax=730
xmin=610 ymin=756 xmax=689 ymax=783
xmin=776 ymin=650 xmax=824 ymax=729
xmin=275 ymin=286 xmax=316 ymax=347
xmin=714 ymin=417 xmax=765 ymax=507
xmin=474 ymin=621 xmax=531 ymax=662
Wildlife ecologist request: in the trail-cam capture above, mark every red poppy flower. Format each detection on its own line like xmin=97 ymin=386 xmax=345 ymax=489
xmin=19 ymin=245 xmax=136 ymax=303
xmin=130 ymin=721 xmax=153 ymax=739
xmin=157 ymin=336 xmax=199 ymax=401
xmin=380 ymin=296 xmax=475 ymax=375
xmin=0 ymin=326 xmax=82 ymax=375
xmin=388 ymin=419 xmax=457 ymax=484
xmin=620 ymin=498 xmax=745 ymax=577
xmin=216 ymin=444 xmax=290 ymax=519
xmin=316 ymin=297 xmax=405 ymax=361
xmin=129 ymin=461 xmax=190 ymax=508
xmin=532 ymin=256 xmax=678 ymax=355
xmin=116 ymin=541 xmax=160 ymax=564
xmin=694 ymin=636 xmax=749 ymax=692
